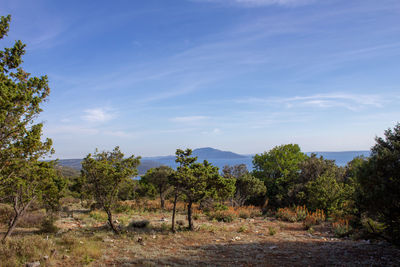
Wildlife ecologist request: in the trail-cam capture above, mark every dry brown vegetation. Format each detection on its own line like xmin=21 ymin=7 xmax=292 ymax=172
xmin=1 ymin=199 xmax=399 ymax=266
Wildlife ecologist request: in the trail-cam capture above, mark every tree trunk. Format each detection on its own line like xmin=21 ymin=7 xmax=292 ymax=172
xmin=171 ymin=192 xmax=178 ymax=233
xmin=187 ymin=200 xmax=193 ymax=231
xmin=2 ymin=196 xmax=34 ymax=242
xmin=2 ymin=211 xmax=20 ymax=242
xmin=160 ymin=189 xmax=165 ymax=209
xmin=105 ymin=208 xmax=119 ymax=234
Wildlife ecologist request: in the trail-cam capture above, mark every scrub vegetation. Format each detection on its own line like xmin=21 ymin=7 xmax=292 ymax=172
xmin=1 ymin=14 xmax=399 ymax=266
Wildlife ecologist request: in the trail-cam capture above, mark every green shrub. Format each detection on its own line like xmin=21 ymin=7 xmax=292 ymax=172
xmin=40 ymin=216 xmax=59 ymax=233
xmin=237 ymin=225 xmax=247 ymax=233
xmin=208 ymin=210 xmax=236 ymax=223
xmin=89 ymin=210 xmax=107 ymax=221
xmin=361 ymin=217 xmax=386 ymax=235
xmin=128 ymin=220 xmax=150 ymax=228
xmin=268 ymin=226 xmax=277 ymax=236
xmin=114 ymin=202 xmax=132 ymax=213
xmin=332 ymin=219 xmax=352 ymax=237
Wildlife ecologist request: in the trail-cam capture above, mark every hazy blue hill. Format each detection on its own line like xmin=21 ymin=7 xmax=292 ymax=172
xmin=192 ymin=147 xmax=247 ymax=159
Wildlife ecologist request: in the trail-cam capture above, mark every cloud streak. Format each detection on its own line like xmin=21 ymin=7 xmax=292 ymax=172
xmin=236 ymin=93 xmax=386 ymax=111
xmin=81 ymin=108 xmax=114 ymax=123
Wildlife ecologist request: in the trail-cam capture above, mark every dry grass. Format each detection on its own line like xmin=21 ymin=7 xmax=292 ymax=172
xmin=0 ymin=198 xmax=399 ymax=266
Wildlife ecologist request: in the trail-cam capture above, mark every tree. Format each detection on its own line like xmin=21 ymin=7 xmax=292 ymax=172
xmin=305 ymin=168 xmax=348 ymax=214
xmin=81 ymin=147 xmax=140 ymax=234
xmin=2 ymin=161 xmax=63 ymax=241
xmin=169 ymin=148 xmax=197 ymax=232
xmin=223 ymin=164 xmax=266 ymax=207
xmin=357 ymin=123 xmax=400 ymax=244
xmin=141 ymin=166 xmax=174 ymax=209
xmin=170 ymin=149 xmax=235 ymax=230
xmin=252 ymin=144 xmax=307 ymax=208
xmin=0 ymin=15 xmax=58 ymax=241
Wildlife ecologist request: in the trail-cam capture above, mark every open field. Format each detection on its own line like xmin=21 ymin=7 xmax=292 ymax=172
xmin=1 ymin=201 xmax=399 ymax=267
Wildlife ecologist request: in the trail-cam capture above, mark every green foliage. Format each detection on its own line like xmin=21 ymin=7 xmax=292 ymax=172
xmin=356 ymin=123 xmax=400 ymax=244
xmin=170 ymin=148 xmax=235 ymax=230
xmin=0 ymin=15 xmax=61 ymax=241
xmin=305 ymin=168 xmax=347 ymax=214
xmin=40 ymin=215 xmax=59 ymax=233
xmin=223 ymin=164 xmax=266 ymax=206
xmin=81 ymin=146 xmax=140 ymax=233
xmin=268 ymin=226 xmax=277 ymax=236
xmin=141 ymin=165 xmax=174 ymax=208
xmin=252 ymin=144 xmax=307 ymax=208
xmin=208 ymin=210 xmax=236 ymax=222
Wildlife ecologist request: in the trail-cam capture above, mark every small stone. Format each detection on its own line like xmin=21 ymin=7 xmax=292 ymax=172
xmin=269 ymin=246 xmax=277 ymax=250
xmin=43 ymin=255 xmax=49 ymax=261
xmin=62 ymin=255 xmax=70 ymax=260
xmin=25 ymin=262 xmax=40 ymax=267
xmin=160 ymin=217 xmax=168 ymax=222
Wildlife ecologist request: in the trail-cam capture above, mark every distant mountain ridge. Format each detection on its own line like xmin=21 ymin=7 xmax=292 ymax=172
xmin=55 ymin=148 xmax=370 ymax=175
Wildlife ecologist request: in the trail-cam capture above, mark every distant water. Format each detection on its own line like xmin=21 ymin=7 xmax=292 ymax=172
xmin=144 ymin=151 xmax=370 ymax=171
xmin=308 ymin=151 xmax=370 ymax=167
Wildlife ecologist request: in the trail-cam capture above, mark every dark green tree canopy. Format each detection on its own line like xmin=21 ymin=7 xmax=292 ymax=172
xmin=252 ymin=144 xmax=307 ymax=208
xmin=357 ymin=123 xmax=400 ymax=243
xmin=0 ymin=15 xmax=58 ymax=241
xmin=170 ymin=149 xmax=235 ymax=230
xmin=141 ymin=165 xmax=174 ymax=208
xmin=81 ymin=146 xmax=140 ymax=233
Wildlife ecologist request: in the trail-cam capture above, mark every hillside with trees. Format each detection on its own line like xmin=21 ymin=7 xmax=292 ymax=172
xmin=0 ymin=14 xmax=399 ymax=267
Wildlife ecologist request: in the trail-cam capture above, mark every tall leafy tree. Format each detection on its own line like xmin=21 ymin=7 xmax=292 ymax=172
xmin=170 ymin=149 xmax=235 ymax=230
xmin=0 ymin=15 xmax=58 ymax=241
xmin=357 ymin=123 xmax=400 ymax=244
xmin=141 ymin=166 xmax=174 ymax=209
xmin=223 ymin=164 xmax=266 ymax=207
xmin=81 ymin=147 xmax=140 ymax=234
xmin=252 ymin=144 xmax=307 ymax=208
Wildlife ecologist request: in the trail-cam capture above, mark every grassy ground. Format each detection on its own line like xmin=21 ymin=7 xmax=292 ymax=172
xmin=1 ymin=201 xmax=399 ymax=266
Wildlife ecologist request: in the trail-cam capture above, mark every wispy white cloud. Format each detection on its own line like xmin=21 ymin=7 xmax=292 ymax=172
xmin=81 ymin=108 xmax=114 ymax=123
xmin=104 ymin=130 xmax=136 ymax=138
xmin=45 ymin=125 xmax=99 ymax=136
xmin=236 ymin=93 xmax=386 ymax=111
xmin=170 ymin=116 xmax=208 ymax=123
xmin=201 ymin=128 xmax=222 ymax=135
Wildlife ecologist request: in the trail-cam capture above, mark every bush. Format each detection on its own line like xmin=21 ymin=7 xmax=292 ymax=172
xmin=208 ymin=210 xmax=236 ymax=223
xmin=40 ymin=216 xmax=59 ymax=233
xmin=276 ymin=207 xmax=297 ymax=222
xmin=113 ymin=202 xmax=132 ymax=213
xmin=303 ymin=209 xmax=326 ymax=229
xmin=237 ymin=225 xmax=248 ymax=233
xmin=332 ymin=219 xmax=352 ymax=237
xmin=128 ymin=220 xmax=150 ymax=228
xmin=361 ymin=216 xmax=386 ymax=236
xmin=89 ymin=210 xmax=107 ymax=222
xmin=295 ymin=206 xmax=308 ymax=221
xmin=268 ymin=226 xmax=277 ymax=236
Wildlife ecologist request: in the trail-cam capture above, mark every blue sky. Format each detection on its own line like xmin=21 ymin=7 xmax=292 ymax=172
xmin=2 ymin=0 xmax=400 ymax=158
